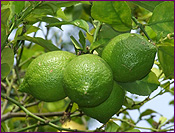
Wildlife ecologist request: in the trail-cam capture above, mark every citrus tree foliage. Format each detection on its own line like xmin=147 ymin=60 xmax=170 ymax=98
xmin=1 ymin=1 xmax=174 ymax=132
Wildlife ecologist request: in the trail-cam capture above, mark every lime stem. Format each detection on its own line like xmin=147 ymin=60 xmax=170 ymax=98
xmin=93 ymin=21 xmax=102 ymax=43
xmin=131 ymin=16 xmax=152 ymax=41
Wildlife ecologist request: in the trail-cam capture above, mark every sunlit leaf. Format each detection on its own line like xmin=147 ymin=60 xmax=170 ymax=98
xmin=158 ymin=44 xmax=174 ymax=79
xmin=91 ymin=1 xmax=132 ymax=32
xmin=130 ymin=1 xmax=163 ymax=12
xmin=11 ymin=1 xmax=25 ymax=14
xmin=148 ymin=1 xmax=174 ymax=37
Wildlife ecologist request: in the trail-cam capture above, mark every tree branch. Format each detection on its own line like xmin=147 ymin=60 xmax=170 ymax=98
xmin=1 ymin=112 xmax=65 ymax=122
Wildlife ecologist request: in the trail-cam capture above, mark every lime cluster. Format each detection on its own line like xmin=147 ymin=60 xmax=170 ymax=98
xmin=19 ymin=33 xmax=156 ymax=123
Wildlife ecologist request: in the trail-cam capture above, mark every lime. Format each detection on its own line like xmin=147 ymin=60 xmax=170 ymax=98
xmin=102 ymin=33 xmax=157 ymax=82
xmin=19 ymin=51 xmax=76 ymax=102
xmin=80 ymin=82 xmax=125 ymax=123
xmin=63 ymin=54 xmax=113 ymax=107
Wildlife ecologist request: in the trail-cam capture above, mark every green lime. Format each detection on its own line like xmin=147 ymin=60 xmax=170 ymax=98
xmin=102 ymin=33 xmax=157 ymax=82
xmin=63 ymin=54 xmax=113 ymax=107
xmin=19 ymin=51 xmax=76 ymax=102
xmin=81 ymin=81 xmax=125 ymax=123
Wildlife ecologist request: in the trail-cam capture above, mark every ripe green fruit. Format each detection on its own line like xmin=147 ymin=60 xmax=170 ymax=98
xmin=102 ymin=33 xmax=157 ymax=82
xmin=19 ymin=51 xmax=76 ymax=102
xmin=81 ymin=82 xmax=125 ymax=123
xmin=63 ymin=54 xmax=113 ymax=107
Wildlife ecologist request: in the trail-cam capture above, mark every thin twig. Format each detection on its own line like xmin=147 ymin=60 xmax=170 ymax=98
xmin=1 ymin=76 xmax=14 ymax=115
xmin=1 ymin=93 xmax=90 ymax=132
xmin=1 ymin=112 xmax=65 ymax=122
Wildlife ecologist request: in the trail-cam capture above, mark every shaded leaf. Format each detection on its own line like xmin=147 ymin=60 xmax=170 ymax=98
xmin=105 ymin=121 xmax=120 ymax=132
xmin=123 ymin=96 xmax=135 ymax=108
xmin=17 ymin=35 xmax=60 ymax=51
xmin=1 ymin=63 xmax=10 ymax=80
xmin=98 ymin=24 xmax=121 ymax=40
xmin=119 ymin=71 xmax=159 ymax=96
xmin=139 ymin=109 xmax=157 ymax=119
xmin=1 ymin=24 xmax=8 ymax=50
xmin=79 ymin=30 xmax=86 ymax=50
xmin=158 ymin=44 xmax=174 ymax=79
xmin=47 ymin=19 xmax=89 ymax=33
xmin=25 ymin=25 xmax=40 ymax=35
xmin=1 ymin=47 xmax=14 ymax=80
xmin=130 ymin=1 xmax=163 ymax=12
xmin=14 ymin=26 xmax=23 ymax=40
xmin=148 ymin=1 xmax=174 ymax=37
xmin=91 ymin=1 xmax=132 ymax=32
xmin=1 ymin=8 xmax=10 ymax=28
xmin=70 ymin=36 xmax=82 ymax=50
xmin=169 ymin=100 xmax=174 ymax=105
xmin=90 ymin=39 xmax=109 ymax=53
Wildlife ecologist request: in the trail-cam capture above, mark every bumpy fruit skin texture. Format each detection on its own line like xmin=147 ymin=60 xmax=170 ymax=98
xmin=81 ymin=82 xmax=125 ymax=123
xmin=63 ymin=54 xmax=113 ymax=107
xmin=102 ymin=33 xmax=157 ymax=82
xmin=19 ymin=51 xmax=76 ymax=102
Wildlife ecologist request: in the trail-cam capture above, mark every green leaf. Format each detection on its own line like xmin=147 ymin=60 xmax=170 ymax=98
xmin=1 ymin=24 xmax=8 ymax=50
xmin=18 ymin=44 xmax=45 ymax=69
xmin=1 ymin=63 xmax=10 ymax=80
xmin=25 ymin=25 xmax=40 ymax=35
xmin=14 ymin=26 xmax=23 ymax=40
xmin=11 ymin=1 xmax=25 ymax=14
xmin=91 ymin=1 xmax=132 ymax=32
xmin=17 ymin=35 xmax=60 ymax=51
xmin=98 ymin=24 xmax=122 ymax=40
xmin=123 ymin=96 xmax=135 ymax=108
xmin=148 ymin=1 xmax=174 ymax=37
xmin=90 ymin=39 xmax=109 ymax=53
xmin=158 ymin=44 xmax=174 ymax=79
xmin=145 ymin=117 xmax=158 ymax=128
xmin=47 ymin=19 xmax=89 ymax=33
xmin=1 ymin=47 xmax=14 ymax=80
xmin=105 ymin=121 xmax=120 ymax=132
xmin=1 ymin=8 xmax=10 ymax=28
xmin=70 ymin=36 xmax=83 ymax=50
xmin=57 ymin=8 xmax=68 ymax=21
xmin=130 ymin=1 xmax=163 ymax=12
xmin=78 ymin=30 xmax=86 ymax=50
xmin=158 ymin=116 xmax=167 ymax=128
xmin=71 ymin=103 xmax=79 ymax=113
xmin=118 ymin=71 xmax=160 ymax=96
xmin=139 ymin=109 xmax=157 ymax=119
xmin=169 ymin=100 xmax=174 ymax=105
xmin=71 ymin=19 xmax=89 ymax=32
xmin=126 ymin=129 xmax=141 ymax=132
xmin=144 ymin=26 xmax=157 ymax=41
